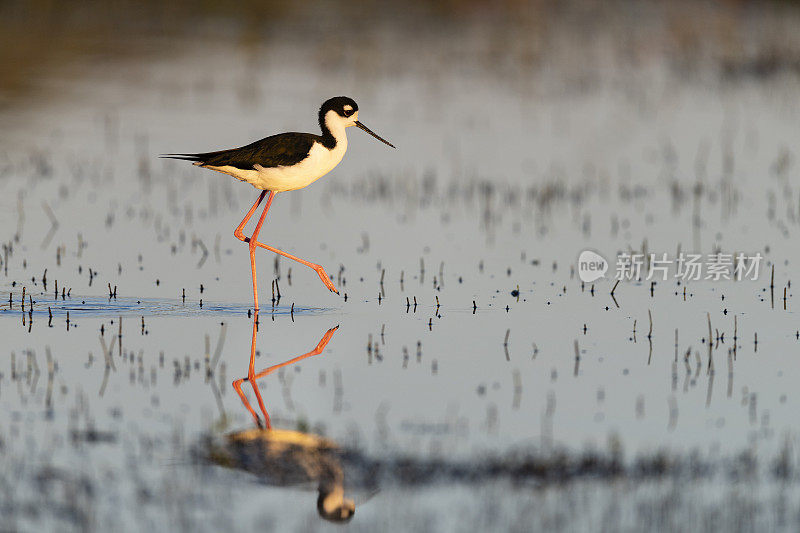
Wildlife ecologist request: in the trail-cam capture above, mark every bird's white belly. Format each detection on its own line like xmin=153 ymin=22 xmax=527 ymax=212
xmin=204 ymin=141 xmax=347 ymax=192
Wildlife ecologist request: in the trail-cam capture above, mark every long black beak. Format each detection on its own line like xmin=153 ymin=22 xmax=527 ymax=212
xmin=355 ymin=121 xmax=395 ymax=149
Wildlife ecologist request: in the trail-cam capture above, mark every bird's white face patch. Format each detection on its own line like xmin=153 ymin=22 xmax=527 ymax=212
xmin=343 ymin=104 xmax=353 ymax=112
xmin=327 ymin=108 xmax=358 ymax=129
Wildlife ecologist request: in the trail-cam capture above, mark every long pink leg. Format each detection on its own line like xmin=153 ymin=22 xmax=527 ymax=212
xmin=234 ymin=191 xmax=338 ymax=296
xmin=234 ymin=191 xmax=267 ymax=242
xmin=244 ymin=192 xmax=276 ymax=311
xmin=234 ymin=191 xmax=268 ymax=310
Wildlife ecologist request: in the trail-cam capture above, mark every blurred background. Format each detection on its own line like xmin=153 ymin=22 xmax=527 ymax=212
xmin=4 ymin=0 xmax=800 ymax=110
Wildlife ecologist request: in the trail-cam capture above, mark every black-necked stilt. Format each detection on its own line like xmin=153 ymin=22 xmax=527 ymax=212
xmin=162 ymin=96 xmax=394 ymax=309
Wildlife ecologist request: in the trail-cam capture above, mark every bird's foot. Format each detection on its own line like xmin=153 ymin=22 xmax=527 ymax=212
xmin=314 ymin=326 xmax=340 ymax=352
xmin=314 ymin=265 xmax=339 ymax=294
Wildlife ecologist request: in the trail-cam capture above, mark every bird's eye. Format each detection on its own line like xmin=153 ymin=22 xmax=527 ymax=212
xmin=342 ymin=105 xmax=354 ymax=117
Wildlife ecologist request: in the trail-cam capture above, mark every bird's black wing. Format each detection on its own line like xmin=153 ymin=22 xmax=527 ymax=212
xmin=162 ymin=132 xmax=319 ymax=170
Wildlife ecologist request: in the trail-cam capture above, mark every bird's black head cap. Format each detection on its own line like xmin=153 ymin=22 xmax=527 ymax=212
xmin=319 ymin=96 xmax=358 ymax=125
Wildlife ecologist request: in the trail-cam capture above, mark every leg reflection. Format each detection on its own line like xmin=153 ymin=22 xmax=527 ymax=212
xmin=232 ymin=313 xmax=339 ymax=429
xmin=218 ymin=317 xmax=355 ymax=523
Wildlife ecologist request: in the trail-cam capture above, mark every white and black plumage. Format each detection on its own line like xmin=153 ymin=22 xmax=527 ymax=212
xmin=162 ymin=96 xmax=394 ymax=192
xmin=161 ymin=96 xmax=394 ymax=306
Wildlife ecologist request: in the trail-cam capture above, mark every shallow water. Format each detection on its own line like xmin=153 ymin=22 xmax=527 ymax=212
xmin=2 ymin=4 xmax=800 ymax=530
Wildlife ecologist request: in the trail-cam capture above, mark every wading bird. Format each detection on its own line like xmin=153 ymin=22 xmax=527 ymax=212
xmin=163 ymin=96 xmax=394 ymax=309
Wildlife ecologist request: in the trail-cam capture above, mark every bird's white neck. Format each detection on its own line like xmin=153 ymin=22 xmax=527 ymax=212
xmin=322 ymin=110 xmax=349 ymax=150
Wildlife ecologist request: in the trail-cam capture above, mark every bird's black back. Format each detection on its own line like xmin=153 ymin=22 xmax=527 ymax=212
xmin=162 ymin=132 xmax=321 ymax=170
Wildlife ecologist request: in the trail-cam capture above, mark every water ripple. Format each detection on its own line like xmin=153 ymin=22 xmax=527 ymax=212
xmin=0 ymin=294 xmax=329 ymax=318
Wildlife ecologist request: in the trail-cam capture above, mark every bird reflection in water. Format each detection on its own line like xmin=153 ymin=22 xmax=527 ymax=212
xmin=209 ymin=314 xmax=354 ymax=523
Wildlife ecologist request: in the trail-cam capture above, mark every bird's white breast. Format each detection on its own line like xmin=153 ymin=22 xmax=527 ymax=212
xmin=259 ymin=139 xmax=347 ymax=192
